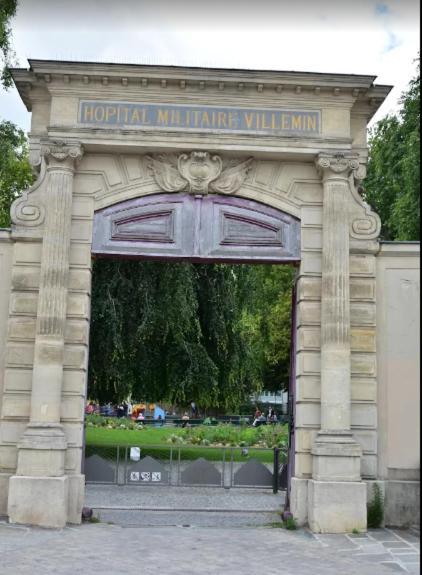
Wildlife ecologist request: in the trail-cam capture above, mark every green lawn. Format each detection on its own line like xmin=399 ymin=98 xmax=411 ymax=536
xmin=86 ymin=425 xmax=177 ymax=446
xmin=85 ymin=421 xmax=289 ymax=463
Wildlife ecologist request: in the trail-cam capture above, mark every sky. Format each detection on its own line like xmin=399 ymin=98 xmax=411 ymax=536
xmin=0 ymin=0 xmax=419 ymax=132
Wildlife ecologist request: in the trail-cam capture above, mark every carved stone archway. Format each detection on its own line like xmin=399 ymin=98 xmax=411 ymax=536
xmin=0 ymin=60 xmax=391 ymax=532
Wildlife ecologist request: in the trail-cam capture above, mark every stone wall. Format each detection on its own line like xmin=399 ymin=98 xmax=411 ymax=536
xmin=376 ymin=242 xmax=420 ymax=526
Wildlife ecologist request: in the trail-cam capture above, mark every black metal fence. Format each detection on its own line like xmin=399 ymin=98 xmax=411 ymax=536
xmin=84 ymin=444 xmax=288 ymax=492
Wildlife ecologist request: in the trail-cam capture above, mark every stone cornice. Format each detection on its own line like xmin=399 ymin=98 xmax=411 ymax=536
xmin=27 ymin=58 xmax=380 ymax=86
xmin=378 ymin=242 xmax=421 ymax=257
xmin=10 ymin=60 xmax=392 ymax=119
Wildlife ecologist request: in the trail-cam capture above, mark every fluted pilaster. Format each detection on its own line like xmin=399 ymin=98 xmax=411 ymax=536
xmin=316 ymin=153 xmax=359 ymax=432
xmin=29 ymin=141 xmax=84 ymax=424
xmin=307 ymin=153 xmax=366 ymax=533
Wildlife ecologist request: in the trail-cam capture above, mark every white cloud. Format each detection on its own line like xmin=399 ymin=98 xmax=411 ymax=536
xmin=0 ymin=0 xmax=419 ymax=131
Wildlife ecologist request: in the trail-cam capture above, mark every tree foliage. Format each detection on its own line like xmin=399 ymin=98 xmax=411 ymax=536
xmin=364 ymin=56 xmax=420 ymax=240
xmin=240 ymin=265 xmax=296 ymax=393
xmin=88 ymin=259 xmax=296 ymax=408
xmin=0 ymin=120 xmax=33 ymax=227
xmin=0 ymin=0 xmax=17 ymax=88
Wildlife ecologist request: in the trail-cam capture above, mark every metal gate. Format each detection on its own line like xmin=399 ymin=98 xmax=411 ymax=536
xmin=85 ymin=444 xmax=288 ymax=492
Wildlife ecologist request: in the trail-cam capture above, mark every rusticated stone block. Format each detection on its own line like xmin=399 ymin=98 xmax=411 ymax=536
xmin=295 ymin=402 xmax=320 ymax=427
xmin=294 ymin=452 xmax=312 ymax=478
xmin=351 ymin=403 xmax=377 ymax=428
xmin=62 ymin=369 xmax=87 ymax=394
xmin=66 ymin=293 xmax=90 ymax=318
xmin=301 ymin=251 xmax=322 ymax=275
xmin=69 ymin=241 xmax=92 ymax=267
xmin=296 ymin=376 xmax=320 ymax=401
xmin=9 ymin=292 xmax=38 ymax=315
xmin=60 ymin=394 xmax=85 ymax=421
xmin=350 ymin=254 xmax=376 ymax=276
xmin=68 ymin=269 xmax=91 ymax=292
xmin=63 ymin=345 xmax=87 ymax=370
xmin=0 ymin=445 xmax=18 ymax=471
xmin=11 ymin=265 xmax=40 ymax=290
xmin=13 ymin=242 xmax=42 ymax=265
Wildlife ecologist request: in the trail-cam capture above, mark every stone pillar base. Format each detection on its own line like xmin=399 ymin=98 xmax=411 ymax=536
xmin=7 ymin=475 xmax=69 ymax=528
xmin=311 ymin=431 xmax=362 ymax=481
xmin=67 ymin=474 xmax=85 ymax=524
xmin=289 ymin=477 xmax=308 ymax=526
xmin=308 ymin=479 xmax=367 ymax=533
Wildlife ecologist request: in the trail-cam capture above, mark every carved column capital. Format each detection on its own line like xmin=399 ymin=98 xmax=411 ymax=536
xmin=316 ymin=152 xmax=360 ymax=181
xmin=40 ymin=140 xmax=84 ymax=171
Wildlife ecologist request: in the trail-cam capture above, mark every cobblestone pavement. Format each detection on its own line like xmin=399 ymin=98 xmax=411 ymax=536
xmin=0 ymin=519 xmax=419 ymax=575
xmin=1 ymin=485 xmax=419 ymax=574
xmin=83 ymin=484 xmax=420 ymax=573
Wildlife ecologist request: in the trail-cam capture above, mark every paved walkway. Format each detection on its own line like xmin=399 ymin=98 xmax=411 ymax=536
xmin=0 ymin=486 xmax=419 ymax=574
xmin=0 ymin=520 xmax=419 ymax=574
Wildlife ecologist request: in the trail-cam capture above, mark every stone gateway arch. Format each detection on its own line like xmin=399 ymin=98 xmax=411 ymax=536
xmin=0 ymin=60 xmax=419 ymax=531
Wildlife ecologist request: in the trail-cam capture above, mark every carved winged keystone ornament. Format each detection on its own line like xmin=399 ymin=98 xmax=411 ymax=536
xmin=146 ymin=151 xmax=254 ymax=195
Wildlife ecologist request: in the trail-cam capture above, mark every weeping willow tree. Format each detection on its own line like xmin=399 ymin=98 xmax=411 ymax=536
xmin=88 ymin=259 xmax=296 ymax=409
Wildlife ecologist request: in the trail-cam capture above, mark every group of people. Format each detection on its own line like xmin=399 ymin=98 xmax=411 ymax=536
xmin=86 ymin=400 xmax=277 ymax=427
xmin=84 ymin=401 xmax=132 ymax=417
xmin=252 ymin=407 xmax=277 ymax=427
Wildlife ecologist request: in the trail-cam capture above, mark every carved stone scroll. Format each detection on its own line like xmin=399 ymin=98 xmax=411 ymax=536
xmin=11 ymin=190 xmax=45 ymax=227
xmin=11 ymin=141 xmax=84 ymax=237
xmin=11 ymin=162 xmax=47 ymax=230
xmin=317 ymin=153 xmax=381 ymax=241
xmin=348 ymin=167 xmax=381 ymax=240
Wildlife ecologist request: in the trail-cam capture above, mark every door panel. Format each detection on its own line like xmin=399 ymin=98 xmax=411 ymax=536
xmin=92 ymin=194 xmax=194 ymax=258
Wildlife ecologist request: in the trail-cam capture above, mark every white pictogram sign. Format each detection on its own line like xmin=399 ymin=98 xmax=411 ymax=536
xmin=152 ymin=472 xmax=161 ymax=482
xmin=140 ymin=472 xmax=151 ymax=481
xmin=130 ymin=471 xmax=140 ymax=481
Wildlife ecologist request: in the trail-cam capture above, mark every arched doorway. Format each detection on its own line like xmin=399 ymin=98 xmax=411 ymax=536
xmin=88 ymin=191 xmax=300 ymax=499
